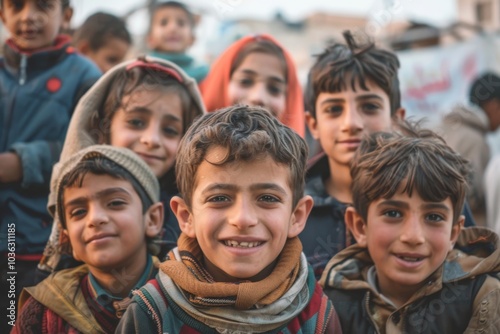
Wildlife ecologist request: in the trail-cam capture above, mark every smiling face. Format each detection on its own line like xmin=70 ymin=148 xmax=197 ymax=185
xmin=0 ymin=0 xmax=72 ymax=51
xmin=148 ymin=6 xmax=194 ymax=53
xmin=307 ymin=80 xmax=399 ymax=168
xmin=110 ymin=88 xmax=184 ymax=178
xmin=171 ymin=147 xmax=312 ymax=282
xmin=228 ymin=52 xmax=287 ymax=119
xmin=63 ymin=173 xmax=161 ymax=273
xmin=347 ymin=190 xmax=462 ymax=304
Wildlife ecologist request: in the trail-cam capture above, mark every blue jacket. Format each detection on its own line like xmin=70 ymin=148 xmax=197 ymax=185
xmin=300 ymin=152 xmax=477 ymax=281
xmin=0 ymin=35 xmax=101 ymax=255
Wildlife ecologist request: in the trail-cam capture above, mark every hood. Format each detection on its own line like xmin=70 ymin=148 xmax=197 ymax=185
xmin=443 ymin=104 xmax=490 ymax=134
xmin=47 ymin=56 xmax=206 ymax=212
xmin=199 ymin=34 xmax=305 ymax=137
xmin=320 ymin=226 xmax=500 ymax=292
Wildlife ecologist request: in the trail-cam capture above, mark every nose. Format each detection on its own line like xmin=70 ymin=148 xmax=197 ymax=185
xmin=87 ymin=205 xmax=109 ymax=228
xmin=228 ymin=197 xmax=258 ymax=230
xmin=140 ymin=123 xmax=161 ymax=148
xmin=399 ymin=215 xmax=425 ymax=246
xmin=247 ymin=83 xmax=268 ymax=109
xmin=341 ymin=102 xmax=363 ymax=134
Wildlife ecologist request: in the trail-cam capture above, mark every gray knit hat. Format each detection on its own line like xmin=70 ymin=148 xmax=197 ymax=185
xmin=54 ymin=145 xmax=160 ymax=226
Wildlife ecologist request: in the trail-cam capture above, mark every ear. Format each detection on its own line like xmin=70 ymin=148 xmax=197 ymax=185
xmin=345 ymin=206 xmax=368 ymax=247
xmin=170 ymin=196 xmax=195 ymax=238
xmin=62 ymin=7 xmax=73 ymax=30
xmin=393 ymin=107 xmax=406 ymax=122
xmin=305 ymin=112 xmax=319 ymax=140
xmin=449 ymin=215 xmax=464 ymax=250
xmin=144 ymin=202 xmax=164 ymax=238
xmin=76 ymin=40 xmax=91 ymax=56
xmin=188 ymin=34 xmax=196 ymax=48
xmin=288 ymin=195 xmax=314 ymax=238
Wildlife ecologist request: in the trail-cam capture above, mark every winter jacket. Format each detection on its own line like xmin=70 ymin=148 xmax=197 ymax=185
xmin=300 ymin=153 xmax=477 ymax=280
xmin=13 ymin=257 xmax=159 ymax=334
xmin=437 ymin=104 xmax=491 ymax=213
xmin=320 ymin=227 xmax=500 ymax=334
xmin=0 ymin=35 xmax=101 ymax=255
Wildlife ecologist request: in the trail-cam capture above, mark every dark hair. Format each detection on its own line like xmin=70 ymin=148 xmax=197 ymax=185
xmin=58 ymin=156 xmax=152 ymax=228
xmin=305 ymin=30 xmax=401 ymax=118
xmin=1 ymin=0 xmax=70 ymax=9
xmin=230 ymin=38 xmax=288 ymax=81
xmin=176 ymin=105 xmax=308 ymax=208
xmin=151 ymin=1 xmax=195 ymax=28
xmin=89 ymin=59 xmax=200 ymax=146
xmin=350 ymin=120 xmax=470 ymax=224
xmin=73 ymin=12 xmax=131 ymax=51
xmin=469 ymin=71 xmax=500 ymax=106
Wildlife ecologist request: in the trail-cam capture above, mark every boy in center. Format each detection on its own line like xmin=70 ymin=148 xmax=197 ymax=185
xmin=117 ymin=105 xmax=341 ymax=333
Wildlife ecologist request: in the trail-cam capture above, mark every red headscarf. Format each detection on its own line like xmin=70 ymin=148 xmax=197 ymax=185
xmin=200 ymin=34 xmax=305 ymax=137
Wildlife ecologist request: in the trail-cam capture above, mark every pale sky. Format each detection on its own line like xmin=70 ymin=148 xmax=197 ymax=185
xmin=71 ymin=0 xmax=458 ymax=33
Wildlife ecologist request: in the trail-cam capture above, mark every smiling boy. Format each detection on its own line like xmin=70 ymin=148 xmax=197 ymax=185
xmin=13 ymin=146 xmax=163 ymax=333
xmin=320 ymin=123 xmax=500 ymax=333
xmin=116 ymin=106 xmax=341 ymax=333
xmin=0 ymin=0 xmax=101 ymax=321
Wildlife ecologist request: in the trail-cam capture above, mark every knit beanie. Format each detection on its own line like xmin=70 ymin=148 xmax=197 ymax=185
xmin=54 ymin=145 xmax=160 ymax=227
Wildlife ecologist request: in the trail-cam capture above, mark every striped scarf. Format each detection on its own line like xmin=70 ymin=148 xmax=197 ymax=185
xmin=160 ymin=233 xmax=302 ymax=310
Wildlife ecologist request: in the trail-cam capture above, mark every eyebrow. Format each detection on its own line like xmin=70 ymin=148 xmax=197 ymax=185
xmin=65 ymin=187 xmax=132 ymax=207
xmin=376 ymin=200 xmax=451 ymax=213
xmin=319 ymin=94 xmax=384 ymax=107
xmin=124 ymin=106 xmax=182 ymax=122
xmin=238 ymin=69 xmax=286 ymax=85
xmin=201 ymin=183 xmax=288 ymax=196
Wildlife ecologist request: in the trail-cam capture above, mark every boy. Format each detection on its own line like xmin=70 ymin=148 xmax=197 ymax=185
xmin=147 ymin=1 xmax=208 ymax=82
xmin=116 ymin=106 xmax=341 ymax=333
xmin=320 ymin=123 xmax=500 ymax=333
xmin=13 ymin=145 xmax=163 ymax=333
xmin=73 ymin=11 xmax=132 ymax=73
xmin=301 ymin=30 xmax=475 ymax=279
xmin=0 ymin=0 xmax=101 ymax=320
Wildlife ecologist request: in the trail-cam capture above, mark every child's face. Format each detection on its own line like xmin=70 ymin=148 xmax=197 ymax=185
xmin=110 ymin=88 xmax=184 ymax=178
xmin=228 ymin=52 xmax=286 ymax=119
xmin=148 ymin=6 xmax=194 ymax=53
xmin=0 ymin=0 xmax=72 ymax=51
xmin=307 ymin=79 xmax=402 ymax=167
xmin=171 ymin=146 xmax=312 ymax=282
xmin=347 ymin=189 xmax=462 ymax=300
xmin=63 ymin=173 xmax=161 ymax=273
xmin=82 ymin=37 xmax=130 ymax=73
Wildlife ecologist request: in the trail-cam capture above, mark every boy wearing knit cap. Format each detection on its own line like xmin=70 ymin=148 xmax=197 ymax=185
xmin=116 ymin=106 xmax=341 ymax=333
xmin=13 ymin=146 xmax=163 ymax=334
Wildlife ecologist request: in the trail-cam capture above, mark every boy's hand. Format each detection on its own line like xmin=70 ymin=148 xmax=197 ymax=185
xmin=0 ymin=152 xmax=23 ymax=183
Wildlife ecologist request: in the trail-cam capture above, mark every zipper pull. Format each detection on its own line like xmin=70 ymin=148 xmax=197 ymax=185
xmin=19 ymin=54 xmax=27 ymax=85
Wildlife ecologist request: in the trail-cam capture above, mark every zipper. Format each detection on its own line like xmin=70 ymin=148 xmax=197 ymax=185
xmin=19 ymin=54 xmax=27 ymax=85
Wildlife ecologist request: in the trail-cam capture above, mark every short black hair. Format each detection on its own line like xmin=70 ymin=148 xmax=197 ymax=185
xmin=305 ymin=30 xmax=401 ymax=118
xmin=73 ymin=12 xmax=131 ymax=51
xmin=469 ymin=72 xmax=500 ymax=106
xmin=152 ymin=1 xmax=195 ymax=27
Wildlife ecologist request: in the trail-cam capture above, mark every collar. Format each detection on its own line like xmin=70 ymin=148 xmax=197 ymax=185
xmin=366 ymin=266 xmax=398 ymax=308
xmin=88 ymin=255 xmax=153 ymax=312
xmin=3 ymin=34 xmax=74 ymax=84
xmin=149 ymin=50 xmax=194 ymax=67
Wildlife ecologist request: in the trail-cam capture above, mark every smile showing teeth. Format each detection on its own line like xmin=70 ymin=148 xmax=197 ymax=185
xmin=397 ymin=256 xmax=422 ymax=262
xmin=224 ymin=240 xmax=263 ymax=248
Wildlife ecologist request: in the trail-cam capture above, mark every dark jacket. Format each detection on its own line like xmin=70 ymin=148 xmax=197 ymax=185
xmin=0 ymin=35 xmax=101 ymax=255
xmin=320 ymin=227 xmax=500 ymax=334
xmin=300 ymin=153 xmax=477 ymax=280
